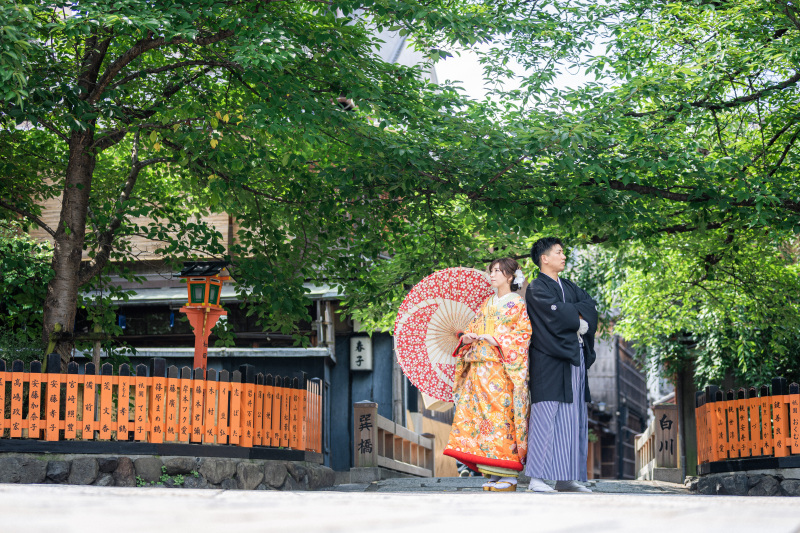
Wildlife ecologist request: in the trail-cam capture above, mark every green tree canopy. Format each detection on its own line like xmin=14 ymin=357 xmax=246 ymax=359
xmin=3 ymin=0 xmax=800 ymax=384
xmin=0 ymin=0 xmax=506 ymax=362
xmin=344 ymin=0 xmax=800 ymax=384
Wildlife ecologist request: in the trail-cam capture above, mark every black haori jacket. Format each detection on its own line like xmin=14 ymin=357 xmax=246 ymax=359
xmin=526 ymin=273 xmax=598 ymax=404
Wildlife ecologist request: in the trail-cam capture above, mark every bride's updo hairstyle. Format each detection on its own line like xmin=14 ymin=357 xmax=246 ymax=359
xmin=489 ymin=257 xmax=523 ymax=291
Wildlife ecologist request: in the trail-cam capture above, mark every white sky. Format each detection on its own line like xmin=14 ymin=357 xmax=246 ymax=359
xmin=434 ymin=47 xmax=597 ymax=101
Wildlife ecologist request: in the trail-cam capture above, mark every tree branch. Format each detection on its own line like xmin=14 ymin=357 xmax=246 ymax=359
xmin=624 ymin=72 xmax=800 ymax=118
xmin=767 ymin=126 xmax=800 ymax=178
xmin=478 ymin=155 xmax=527 ymax=194
xmin=587 ymin=221 xmax=728 ymax=244
xmin=39 ymin=119 xmax=69 ymax=143
xmin=90 ymin=129 xmax=128 ymax=152
xmin=0 ymin=198 xmax=56 ymax=237
xmin=749 ymin=117 xmax=800 ymax=167
xmin=78 ymin=132 xmax=176 ymax=285
xmin=89 ymin=29 xmax=235 ymax=104
xmin=607 ymin=180 xmax=694 ymax=202
xmin=111 ymin=59 xmax=242 ymax=89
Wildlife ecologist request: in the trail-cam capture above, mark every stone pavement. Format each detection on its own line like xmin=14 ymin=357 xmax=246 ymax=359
xmin=3 ymin=480 xmax=800 ymax=533
xmin=329 ymin=475 xmax=691 ymax=494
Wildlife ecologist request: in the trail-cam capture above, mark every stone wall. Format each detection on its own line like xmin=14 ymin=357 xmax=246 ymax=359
xmin=0 ymin=454 xmax=335 ymax=491
xmin=692 ymin=469 xmax=800 ymax=496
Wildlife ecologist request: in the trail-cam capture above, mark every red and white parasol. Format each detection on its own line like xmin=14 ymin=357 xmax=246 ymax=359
xmin=394 ymin=267 xmax=495 ymax=402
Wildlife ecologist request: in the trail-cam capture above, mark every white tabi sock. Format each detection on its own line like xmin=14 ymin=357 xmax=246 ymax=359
xmin=527 ymin=478 xmax=555 ymax=492
xmin=482 ymin=475 xmax=500 ymax=489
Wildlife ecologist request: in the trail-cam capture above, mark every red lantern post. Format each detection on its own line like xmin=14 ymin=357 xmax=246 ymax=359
xmin=178 ymin=262 xmax=230 ymax=374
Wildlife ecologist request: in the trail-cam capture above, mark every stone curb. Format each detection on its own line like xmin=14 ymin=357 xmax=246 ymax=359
xmin=0 ymin=453 xmax=334 ymax=491
xmin=692 ymin=472 xmax=800 ymax=496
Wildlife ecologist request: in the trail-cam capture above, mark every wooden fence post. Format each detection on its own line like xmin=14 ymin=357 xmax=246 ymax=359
xmin=272 ymin=376 xmax=282 ymax=446
xmin=165 ymin=365 xmax=179 ymax=442
xmin=99 ymin=363 xmax=114 ymax=440
xmin=695 ymin=391 xmax=706 ymax=464
xmin=204 ymin=368 xmax=218 ymax=444
xmin=30 ymin=360 xmax=43 ymax=440
xmin=280 ymin=376 xmax=291 ymax=447
xmin=773 ymin=377 xmax=790 ymax=457
xmin=290 ymin=377 xmax=300 ymax=450
xmin=230 ymin=369 xmax=242 ymax=445
xmin=149 ymin=359 xmax=167 ymax=443
xmin=254 ymin=373 xmax=264 ymax=446
xmin=218 ymin=369 xmax=231 ymax=444
xmin=790 ymin=382 xmax=800 ymax=455
xmin=706 ymin=386 xmax=719 ymax=462
xmin=747 ymin=387 xmax=759 ymax=457
xmin=734 ymin=388 xmax=747 ymax=458
xmin=191 ymin=367 xmax=204 ymax=443
xmin=759 ymin=385 xmax=772 ymax=456
xmin=63 ymin=362 xmax=79 ymax=440
xmin=264 ymin=374 xmax=274 ymax=447
xmin=299 ymin=376 xmax=307 ymax=452
xmin=0 ymin=358 xmax=6 ymax=436
xmin=83 ymin=362 xmax=98 ymax=440
xmin=239 ymin=364 xmax=255 ymax=447
xmin=353 ymin=401 xmax=378 ymax=468
xmin=133 ymin=363 xmax=147 ymax=441
xmin=117 ymin=364 xmax=132 ymax=441
xmin=9 ymin=360 xmax=23 ymax=438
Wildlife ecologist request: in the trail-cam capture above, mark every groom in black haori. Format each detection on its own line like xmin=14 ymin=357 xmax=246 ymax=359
xmin=524 ymin=237 xmax=598 ymax=492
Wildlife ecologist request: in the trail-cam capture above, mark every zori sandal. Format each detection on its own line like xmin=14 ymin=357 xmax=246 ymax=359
xmin=482 ymin=481 xmax=497 ymax=491
xmin=490 ymin=481 xmax=517 ymax=492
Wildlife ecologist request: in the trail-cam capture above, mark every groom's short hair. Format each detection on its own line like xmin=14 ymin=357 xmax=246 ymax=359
xmin=531 ymin=237 xmax=563 ymax=268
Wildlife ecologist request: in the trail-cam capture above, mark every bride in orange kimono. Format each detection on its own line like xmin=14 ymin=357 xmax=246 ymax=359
xmin=443 ymin=258 xmax=531 ymax=492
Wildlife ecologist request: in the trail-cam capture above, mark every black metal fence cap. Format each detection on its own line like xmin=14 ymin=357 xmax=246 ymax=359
xmin=773 ymin=377 xmax=788 ymax=396
xmin=239 ymin=364 xmax=255 ymax=384
xmin=46 ymin=353 xmax=61 ymax=373
xmin=149 ymin=358 xmax=167 ymax=378
xmin=179 ymin=261 xmax=229 ymax=277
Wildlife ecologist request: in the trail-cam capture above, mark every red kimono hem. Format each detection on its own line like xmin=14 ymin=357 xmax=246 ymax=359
xmin=443 ymin=448 xmax=524 ymax=473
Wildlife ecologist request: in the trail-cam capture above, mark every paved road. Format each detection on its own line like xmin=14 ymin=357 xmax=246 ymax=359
xmin=2 ymin=481 xmax=799 ymax=533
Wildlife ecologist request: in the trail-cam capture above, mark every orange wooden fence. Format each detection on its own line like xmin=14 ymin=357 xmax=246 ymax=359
xmin=0 ymin=358 xmax=322 ymax=453
xmin=695 ymin=378 xmax=800 ymax=465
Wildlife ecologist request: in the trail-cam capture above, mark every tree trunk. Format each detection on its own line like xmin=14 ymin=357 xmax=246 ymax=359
xmin=42 ymin=130 xmax=96 ymax=369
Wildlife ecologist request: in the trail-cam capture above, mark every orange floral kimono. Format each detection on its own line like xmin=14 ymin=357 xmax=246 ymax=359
xmin=443 ymin=292 xmax=531 ymax=473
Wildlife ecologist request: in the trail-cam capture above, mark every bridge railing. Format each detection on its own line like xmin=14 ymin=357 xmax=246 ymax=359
xmin=634 ymin=404 xmax=680 ymax=482
xmin=353 ymin=401 xmax=434 ymax=477
xmin=0 ymin=355 xmax=322 ymax=454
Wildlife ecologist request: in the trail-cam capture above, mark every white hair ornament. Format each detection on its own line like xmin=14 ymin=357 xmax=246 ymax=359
xmin=513 ymin=269 xmax=525 ymax=286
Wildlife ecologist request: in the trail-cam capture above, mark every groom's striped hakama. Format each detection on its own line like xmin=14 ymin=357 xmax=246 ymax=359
xmin=524 ymin=347 xmax=588 ymax=482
